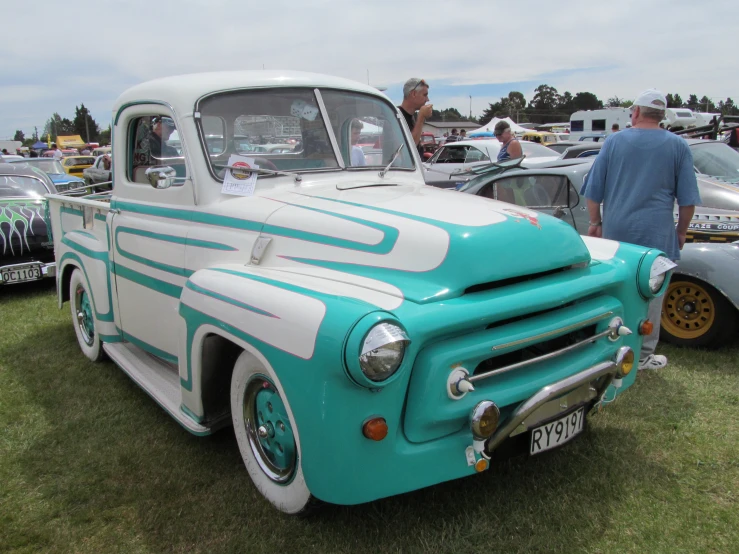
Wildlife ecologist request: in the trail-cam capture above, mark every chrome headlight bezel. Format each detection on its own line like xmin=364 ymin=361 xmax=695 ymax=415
xmin=637 ymin=250 xmax=673 ymax=299
xmin=344 ymin=314 xmax=410 ymax=388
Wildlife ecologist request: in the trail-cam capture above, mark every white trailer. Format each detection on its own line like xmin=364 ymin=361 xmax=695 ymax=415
xmin=0 ymin=140 xmax=22 ymax=154
xmin=569 ymin=108 xmax=631 ymax=139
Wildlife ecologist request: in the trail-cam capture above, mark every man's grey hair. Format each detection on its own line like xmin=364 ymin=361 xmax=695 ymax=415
xmin=403 ymin=78 xmax=428 ymax=99
xmin=640 ymin=105 xmax=665 ymax=122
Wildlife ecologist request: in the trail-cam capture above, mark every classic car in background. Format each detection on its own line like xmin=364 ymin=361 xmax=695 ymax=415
xmin=456 ymin=158 xmax=739 ymax=348
xmin=547 ymin=141 xmax=604 ymax=159
xmin=0 ymin=163 xmax=56 ymax=285
xmin=61 ymin=155 xmax=95 ymax=177
xmin=83 ymin=154 xmax=112 ymax=188
xmin=688 ymin=138 xmax=739 ymax=183
xmin=8 ymin=158 xmax=87 ymax=194
xmin=422 ymin=139 xmax=560 ymax=188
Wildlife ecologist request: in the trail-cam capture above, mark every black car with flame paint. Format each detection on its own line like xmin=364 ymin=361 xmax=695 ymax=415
xmin=0 ymin=163 xmax=57 ymax=285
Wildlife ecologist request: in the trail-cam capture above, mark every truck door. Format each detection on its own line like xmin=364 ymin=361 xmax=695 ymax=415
xmin=110 ymin=107 xmax=194 ymax=364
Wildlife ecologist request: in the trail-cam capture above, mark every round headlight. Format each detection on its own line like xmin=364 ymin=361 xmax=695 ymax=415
xmin=358 ymin=323 xmax=409 ymax=382
xmin=638 ymin=251 xmax=674 ymax=298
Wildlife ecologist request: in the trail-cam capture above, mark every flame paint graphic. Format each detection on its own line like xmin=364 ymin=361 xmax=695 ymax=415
xmin=0 ymin=200 xmax=45 ymax=256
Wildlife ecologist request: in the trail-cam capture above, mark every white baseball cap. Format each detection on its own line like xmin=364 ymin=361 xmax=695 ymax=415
xmin=633 ymin=89 xmax=667 ymax=110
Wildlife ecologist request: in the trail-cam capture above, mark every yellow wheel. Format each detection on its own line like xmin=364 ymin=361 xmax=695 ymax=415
xmin=661 ymin=276 xmax=737 ymax=348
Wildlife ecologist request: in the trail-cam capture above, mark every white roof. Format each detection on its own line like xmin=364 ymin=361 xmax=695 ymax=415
xmin=113 ymin=70 xmax=387 ymax=117
xmin=469 ymin=117 xmax=530 ymax=135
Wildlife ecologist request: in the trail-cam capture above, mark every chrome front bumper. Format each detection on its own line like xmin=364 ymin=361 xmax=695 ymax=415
xmin=483 ymin=360 xmax=617 ymax=457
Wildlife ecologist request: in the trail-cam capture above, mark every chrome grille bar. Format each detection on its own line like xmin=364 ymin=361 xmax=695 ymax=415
xmin=469 ymin=327 xmax=614 ymax=384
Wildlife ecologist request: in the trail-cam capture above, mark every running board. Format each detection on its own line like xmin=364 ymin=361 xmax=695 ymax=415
xmin=103 ymin=342 xmax=214 ymax=436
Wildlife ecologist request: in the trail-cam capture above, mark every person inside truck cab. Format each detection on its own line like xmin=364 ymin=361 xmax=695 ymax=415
xmin=350 ymin=119 xmax=366 ymax=166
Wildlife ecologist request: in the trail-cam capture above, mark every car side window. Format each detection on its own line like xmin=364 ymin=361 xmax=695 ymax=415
xmin=464 ymin=148 xmax=489 ymax=163
xmin=436 ymin=145 xmax=469 ymax=164
xmin=493 ymin=174 xmax=570 ymax=207
xmin=128 ymin=115 xmax=186 ymax=184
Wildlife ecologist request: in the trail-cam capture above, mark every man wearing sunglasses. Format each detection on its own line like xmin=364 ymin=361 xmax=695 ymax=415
xmin=582 ymin=88 xmax=700 ymax=372
xmin=398 ymin=78 xmax=433 ymax=150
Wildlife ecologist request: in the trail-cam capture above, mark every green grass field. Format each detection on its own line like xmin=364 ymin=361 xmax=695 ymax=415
xmin=1 ymin=281 xmax=737 ymax=554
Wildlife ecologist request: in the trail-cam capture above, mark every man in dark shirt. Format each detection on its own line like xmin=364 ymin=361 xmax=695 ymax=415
xmin=398 ymin=78 xmax=433 ymax=150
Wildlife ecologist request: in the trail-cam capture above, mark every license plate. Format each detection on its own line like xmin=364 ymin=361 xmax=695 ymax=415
xmin=530 ymin=406 xmax=585 ymax=455
xmin=1 ymin=263 xmax=43 ymax=284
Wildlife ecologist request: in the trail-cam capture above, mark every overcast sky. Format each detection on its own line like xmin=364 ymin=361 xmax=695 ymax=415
xmin=2 ymin=0 xmax=737 ymax=139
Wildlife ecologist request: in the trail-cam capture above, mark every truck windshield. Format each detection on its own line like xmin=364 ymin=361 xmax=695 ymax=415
xmin=196 ymin=87 xmax=413 ymax=179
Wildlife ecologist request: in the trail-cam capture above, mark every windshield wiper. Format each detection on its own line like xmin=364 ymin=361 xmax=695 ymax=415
xmin=379 ymin=144 xmax=404 ymax=179
xmin=223 ymin=165 xmax=302 ymax=183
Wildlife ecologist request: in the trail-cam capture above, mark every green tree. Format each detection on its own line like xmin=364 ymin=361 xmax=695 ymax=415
xmin=530 ymin=84 xmax=559 ymax=110
xmin=572 ymin=92 xmax=603 ymax=111
xmin=685 ymin=94 xmax=700 ymax=109
xmin=557 ymin=91 xmax=574 ymax=112
xmin=718 ymin=98 xmax=737 ymax=115
xmin=13 ymin=130 xmax=25 ymax=142
xmin=44 ymin=113 xmax=75 ymax=142
xmin=98 ymin=125 xmax=112 ymax=146
xmin=698 ymin=96 xmax=716 ymax=113
xmin=665 ymin=93 xmax=683 ymax=108
xmin=620 ymin=100 xmax=633 ymax=108
xmin=606 ymin=96 xmax=623 ymax=108
xmin=73 ymin=104 xmax=100 ymax=143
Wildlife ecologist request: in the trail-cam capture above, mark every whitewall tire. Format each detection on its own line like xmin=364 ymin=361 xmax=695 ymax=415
xmin=230 ymin=350 xmax=314 ymax=514
xmin=69 ymin=268 xmax=104 ymax=362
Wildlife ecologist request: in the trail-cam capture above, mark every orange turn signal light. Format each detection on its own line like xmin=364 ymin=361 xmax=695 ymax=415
xmin=475 ymin=458 xmax=489 ymax=473
xmin=639 ymin=319 xmax=654 ymax=336
xmin=362 ymin=417 xmax=389 ymax=441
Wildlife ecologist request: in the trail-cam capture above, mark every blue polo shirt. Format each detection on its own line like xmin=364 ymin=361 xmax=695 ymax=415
xmin=583 ymin=128 xmax=701 ymax=260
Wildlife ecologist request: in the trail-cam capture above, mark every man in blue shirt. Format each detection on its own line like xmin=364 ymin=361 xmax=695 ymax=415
xmin=584 ymin=89 xmax=701 ymax=371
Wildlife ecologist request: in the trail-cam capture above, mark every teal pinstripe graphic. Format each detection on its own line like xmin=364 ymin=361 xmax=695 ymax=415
xmin=113 ymin=200 xmax=400 ymax=254
xmin=185 ymin=280 xmax=278 ymax=318
xmin=114 ymin=227 xmax=194 ymax=278
xmin=112 ymin=263 xmax=183 ymax=298
xmin=68 ymin=229 xmax=97 ymax=240
xmin=58 ymin=207 xmax=116 ymax=323
xmin=94 ymin=213 xmax=107 ymax=222
xmin=115 ymin=226 xmax=238 ymax=251
xmin=120 ymin=330 xmax=178 ymax=363
xmin=178 ymin=269 xmax=373 ymax=391
xmin=180 ymin=404 xmax=204 ymax=424
xmin=59 ymin=206 xmax=83 ymax=235
xmin=59 ymin=252 xmax=116 ymax=323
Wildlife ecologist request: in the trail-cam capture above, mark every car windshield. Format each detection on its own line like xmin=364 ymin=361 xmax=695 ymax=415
xmin=196 ymin=87 xmax=413 ymax=179
xmin=10 ymin=159 xmax=65 ymax=174
xmin=520 ymin=142 xmax=559 ymax=157
xmin=0 ymin=175 xmax=49 ymax=197
xmin=691 ymin=142 xmax=739 ymax=183
xmin=66 ymin=157 xmax=95 ymax=165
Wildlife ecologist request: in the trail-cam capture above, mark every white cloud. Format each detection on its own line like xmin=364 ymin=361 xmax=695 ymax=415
xmin=2 ymin=0 xmax=737 ymax=138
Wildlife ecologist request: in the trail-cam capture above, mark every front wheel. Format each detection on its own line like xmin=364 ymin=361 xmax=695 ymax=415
xmin=69 ymin=268 xmax=104 ymax=361
xmin=660 ymin=276 xmax=738 ymax=348
xmin=230 ymin=350 xmax=315 ymax=514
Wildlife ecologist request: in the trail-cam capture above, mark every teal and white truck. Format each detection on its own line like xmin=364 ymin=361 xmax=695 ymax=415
xmin=47 ymin=71 xmax=670 ymax=514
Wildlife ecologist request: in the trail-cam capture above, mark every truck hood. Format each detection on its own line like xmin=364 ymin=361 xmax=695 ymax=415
xmin=257 ymin=183 xmax=591 ymax=304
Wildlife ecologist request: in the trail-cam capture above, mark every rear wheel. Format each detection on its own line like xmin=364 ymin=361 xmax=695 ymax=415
xmin=660 ymin=276 xmax=738 ymax=348
xmin=230 ymin=350 xmax=315 ymax=514
xmin=69 ymin=268 xmax=104 ymax=361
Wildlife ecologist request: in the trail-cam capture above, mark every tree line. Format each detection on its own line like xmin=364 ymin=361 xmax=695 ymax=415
xmin=12 ymin=104 xmax=111 ymax=146
xmin=425 ymin=84 xmax=738 ymax=126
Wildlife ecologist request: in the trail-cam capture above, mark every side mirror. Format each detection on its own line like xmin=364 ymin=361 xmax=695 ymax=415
xmin=145 ymin=166 xmax=176 ymax=189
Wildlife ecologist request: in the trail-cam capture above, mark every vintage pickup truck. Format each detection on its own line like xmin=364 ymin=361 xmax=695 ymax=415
xmin=47 ymin=71 xmax=670 ymax=514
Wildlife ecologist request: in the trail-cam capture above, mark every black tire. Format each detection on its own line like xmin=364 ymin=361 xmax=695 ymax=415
xmin=660 ymin=275 xmax=738 ymax=348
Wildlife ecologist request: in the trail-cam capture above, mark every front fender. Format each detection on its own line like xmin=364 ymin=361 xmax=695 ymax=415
xmin=673 ymin=243 xmax=739 ymax=310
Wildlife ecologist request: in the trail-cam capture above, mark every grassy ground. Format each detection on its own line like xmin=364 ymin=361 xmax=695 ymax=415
xmin=1 ymin=281 xmax=737 ymax=554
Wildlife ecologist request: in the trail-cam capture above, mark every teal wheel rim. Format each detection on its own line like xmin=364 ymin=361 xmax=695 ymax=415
xmin=75 ymin=284 xmax=95 ymax=346
xmin=244 ymin=376 xmax=296 ymax=484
